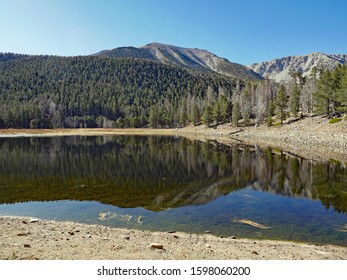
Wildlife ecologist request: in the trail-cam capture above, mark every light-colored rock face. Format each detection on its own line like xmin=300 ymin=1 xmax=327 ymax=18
xmin=94 ymin=42 xmax=261 ymax=79
xmin=140 ymin=43 xmax=261 ymax=79
xmin=248 ymin=52 xmax=347 ymax=83
xmin=142 ymin=42 xmax=223 ymax=69
xmin=95 ymin=43 xmax=261 ymax=79
xmin=143 ymin=43 xmax=230 ymax=71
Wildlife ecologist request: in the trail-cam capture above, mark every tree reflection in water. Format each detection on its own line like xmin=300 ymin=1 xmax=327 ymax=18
xmin=0 ymin=135 xmax=346 ymax=214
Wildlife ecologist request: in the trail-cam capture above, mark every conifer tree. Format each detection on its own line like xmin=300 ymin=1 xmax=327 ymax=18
xmin=218 ymin=94 xmax=231 ymax=123
xmin=213 ymin=101 xmax=222 ymax=125
xmin=337 ymin=67 xmax=347 ymax=112
xmin=179 ymin=105 xmax=188 ymax=127
xmin=275 ymin=84 xmax=287 ymax=124
xmin=189 ymin=104 xmax=200 ymax=126
xmin=313 ymin=70 xmax=335 ymax=117
xmin=149 ymin=106 xmax=159 ymax=128
xmin=202 ymin=105 xmax=213 ymax=127
xmin=290 ymin=85 xmax=300 ymax=118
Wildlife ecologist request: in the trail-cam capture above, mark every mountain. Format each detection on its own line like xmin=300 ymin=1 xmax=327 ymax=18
xmin=94 ymin=42 xmax=261 ymax=80
xmin=248 ymin=52 xmax=347 ymax=83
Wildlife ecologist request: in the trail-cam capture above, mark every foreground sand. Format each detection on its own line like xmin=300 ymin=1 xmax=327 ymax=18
xmin=1 ymin=216 xmax=346 ymax=260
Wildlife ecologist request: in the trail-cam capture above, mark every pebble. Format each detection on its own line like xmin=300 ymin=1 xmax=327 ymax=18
xmin=30 ymin=219 xmax=40 ymax=223
xmin=148 ymin=243 xmax=164 ymax=249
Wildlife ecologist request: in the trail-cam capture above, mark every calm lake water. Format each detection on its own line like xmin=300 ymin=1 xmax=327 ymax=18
xmin=0 ymin=135 xmax=346 ymax=246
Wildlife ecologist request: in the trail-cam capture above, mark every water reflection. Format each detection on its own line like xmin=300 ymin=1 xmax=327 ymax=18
xmin=0 ymin=136 xmax=346 ymax=214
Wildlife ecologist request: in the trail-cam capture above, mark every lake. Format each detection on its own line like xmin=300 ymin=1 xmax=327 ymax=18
xmin=0 ymin=135 xmax=346 ymax=246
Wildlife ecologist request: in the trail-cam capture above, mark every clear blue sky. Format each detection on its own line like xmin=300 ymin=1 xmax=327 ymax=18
xmin=0 ymin=0 xmax=346 ymax=65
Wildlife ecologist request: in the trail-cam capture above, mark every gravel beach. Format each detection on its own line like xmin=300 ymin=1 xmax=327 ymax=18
xmin=1 ymin=216 xmax=346 ymax=260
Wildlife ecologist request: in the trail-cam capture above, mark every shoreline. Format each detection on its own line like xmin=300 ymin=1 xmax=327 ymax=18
xmin=1 ymin=117 xmax=347 ymax=259
xmin=0 ymin=116 xmax=347 ymax=162
xmin=1 ymin=216 xmax=347 ymax=260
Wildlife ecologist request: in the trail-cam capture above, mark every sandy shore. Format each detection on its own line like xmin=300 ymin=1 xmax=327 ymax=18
xmin=1 ymin=216 xmax=346 ymax=260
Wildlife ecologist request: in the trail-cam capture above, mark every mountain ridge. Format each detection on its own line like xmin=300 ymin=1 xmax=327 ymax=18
xmin=94 ymin=42 xmax=261 ymax=80
xmin=248 ymin=52 xmax=347 ymax=82
xmin=2 ymin=44 xmax=346 ymax=83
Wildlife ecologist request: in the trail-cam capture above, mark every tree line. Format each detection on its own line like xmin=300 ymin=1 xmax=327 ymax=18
xmin=0 ymin=53 xmax=346 ymax=129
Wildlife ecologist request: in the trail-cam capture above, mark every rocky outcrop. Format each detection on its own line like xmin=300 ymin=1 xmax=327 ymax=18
xmin=249 ymin=52 xmax=347 ymax=82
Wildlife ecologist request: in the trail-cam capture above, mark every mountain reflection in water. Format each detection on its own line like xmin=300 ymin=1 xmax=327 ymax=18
xmin=0 ymin=135 xmax=346 ymax=246
xmin=0 ymin=135 xmax=346 ymax=213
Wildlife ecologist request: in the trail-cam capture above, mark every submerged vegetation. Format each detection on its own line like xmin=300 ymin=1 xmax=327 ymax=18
xmin=233 ymin=219 xmax=271 ymax=229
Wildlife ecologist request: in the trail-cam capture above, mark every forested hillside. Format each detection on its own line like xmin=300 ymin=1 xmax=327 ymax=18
xmin=0 ymin=54 xmax=240 ymax=128
xmin=1 ymin=52 xmax=346 ymax=129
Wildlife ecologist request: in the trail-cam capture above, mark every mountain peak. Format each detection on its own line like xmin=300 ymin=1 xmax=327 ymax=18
xmin=94 ymin=43 xmax=261 ymax=80
xmin=142 ymin=42 xmax=175 ymax=48
xmin=143 ymin=42 xmax=210 ymax=53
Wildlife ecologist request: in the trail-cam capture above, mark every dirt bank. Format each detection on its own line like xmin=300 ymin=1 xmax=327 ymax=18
xmin=230 ymin=116 xmax=347 ymax=162
xmin=180 ymin=116 xmax=347 ymax=162
xmin=1 ymin=216 xmax=346 ymax=260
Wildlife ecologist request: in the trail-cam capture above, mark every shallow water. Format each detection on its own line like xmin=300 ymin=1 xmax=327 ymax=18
xmin=0 ymin=135 xmax=346 ymax=246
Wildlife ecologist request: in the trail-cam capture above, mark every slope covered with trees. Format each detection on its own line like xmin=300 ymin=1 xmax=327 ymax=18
xmin=1 ymin=52 xmax=346 ymax=130
xmin=224 ymin=65 xmax=347 ymax=127
xmin=0 ymin=54 xmax=240 ymax=128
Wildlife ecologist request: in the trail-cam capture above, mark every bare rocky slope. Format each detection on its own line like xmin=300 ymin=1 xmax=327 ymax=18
xmin=249 ymin=52 xmax=347 ymax=82
xmin=94 ymin=42 xmax=261 ymax=80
